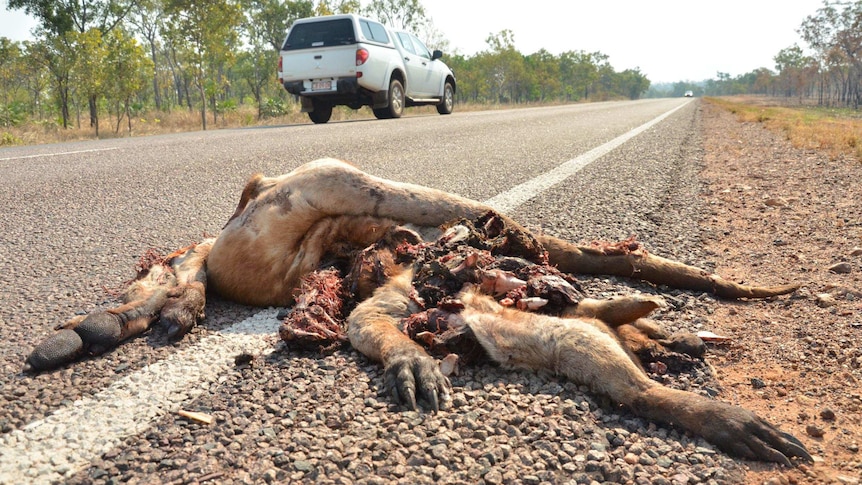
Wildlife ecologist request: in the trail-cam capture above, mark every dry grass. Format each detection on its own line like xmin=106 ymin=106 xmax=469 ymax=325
xmin=0 ymin=99 xmax=576 ymax=148
xmin=705 ymin=96 xmax=862 ymax=162
xmin=1 ymin=104 xmax=364 ymax=147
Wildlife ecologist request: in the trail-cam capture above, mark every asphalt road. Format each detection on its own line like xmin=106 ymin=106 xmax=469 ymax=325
xmin=0 ymin=98 xmax=729 ymax=484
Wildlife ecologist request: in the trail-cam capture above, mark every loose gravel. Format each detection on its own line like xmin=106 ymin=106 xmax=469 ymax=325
xmin=2 ymin=100 xmax=816 ymax=485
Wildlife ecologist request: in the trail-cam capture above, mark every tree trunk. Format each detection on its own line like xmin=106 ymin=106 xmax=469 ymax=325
xmin=89 ymin=95 xmax=98 ymax=128
xmin=199 ymin=84 xmax=207 ymax=130
xmin=149 ymin=40 xmax=161 ymax=111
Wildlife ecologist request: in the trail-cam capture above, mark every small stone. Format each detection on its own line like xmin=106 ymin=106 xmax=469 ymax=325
xmin=764 ymin=197 xmax=787 ymax=207
xmin=586 ymin=449 xmax=605 ymax=461
xmin=805 ymin=424 xmax=825 ymax=437
xmin=671 ymin=473 xmax=690 ymax=484
xmin=820 ymin=408 xmax=836 ymax=421
xmin=816 ymin=293 xmax=837 ymax=308
xmin=638 ymin=454 xmax=656 ymax=466
xmin=623 ymin=453 xmax=638 ymax=464
xmin=483 ymin=469 xmax=503 ymax=484
xmin=763 ymin=476 xmax=789 ymax=485
xmin=829 ymin=262 xmax=853 ymax=274
xmin=750 ymin=378 xmax=767 ymax=389
xmin=851 ymin=247 xmax=862 ymax=257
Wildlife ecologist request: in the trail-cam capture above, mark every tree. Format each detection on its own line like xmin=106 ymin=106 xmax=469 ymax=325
xmin=483 ymin=30 xmax=526 ymax=103
xmin=128 ymin=0 xmax=167 ymax=110
xmin=68 ymin=29 xmax=109 ymax=136
xmin=363 ymin=0 xmax=426 ymax=30
xmin=9 ymin=0 xmax=136 ymax=126
xmin=800 ymin=1 xmax=862 ymax=108
xmin=0 ymin=38 xmax=26 ymax=126
xmin=104 ymin=29 xmax=153 ymax=133
xmin=617 ymin=68 xmax=650 ymax=100
xmin=314 ymin=0 xmax=359 ymax=16
xmin=242 ymin=0 xmax=314 ymax=52
xmin=28 ymin=36 xmax=75 ymax=128
xmin=164 ymin=0 xmax=242 ymax=129
xmin=774 ymin=44 xmax=812 ymax=98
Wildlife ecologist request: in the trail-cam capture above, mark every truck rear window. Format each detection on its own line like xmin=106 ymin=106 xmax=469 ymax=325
xmin=282 ymin=19 xmax=356 ymax=50
xmin=359 ymin=20 xmax=390 ymax=44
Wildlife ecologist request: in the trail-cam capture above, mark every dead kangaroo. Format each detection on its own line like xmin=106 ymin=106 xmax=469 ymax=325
xmin=25 ymin=158 xmax=810 ymax=466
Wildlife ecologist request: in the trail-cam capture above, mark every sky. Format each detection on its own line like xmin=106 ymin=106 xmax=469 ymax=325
xmin=1 ymin=0 xmax=827 ymax=84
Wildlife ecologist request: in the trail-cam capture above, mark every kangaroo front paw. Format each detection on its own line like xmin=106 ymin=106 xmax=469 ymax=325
xmin=658 ymin=332 xmax=706 ymax=358
xmin=384 ymin=350 xmax=451 ymax=412
xmin=160 ymin=283 xmax=206 ymax=340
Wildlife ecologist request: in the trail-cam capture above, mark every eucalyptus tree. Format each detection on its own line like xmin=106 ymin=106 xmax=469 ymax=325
xmin=238 ymin=0 xmax=313 ymax=119
xmin=8 ymin=0 xmax=137 ymax=127
xmin=128 ymin=0 xmax=167 ymax=110
xmin=104 ymin=29 xmax=153 ymax=133
xmin=163 ymin=0 xmax=242 ymax=129
xmin=364 ymin=0 xmax=426 ymax=30
xmin=800 ymin=1 xmax=862 ymax=107
xmin=68 ymin=29 xmax=109 ymax=135
xmin=0 ymin=38 xmax=26 ymax=126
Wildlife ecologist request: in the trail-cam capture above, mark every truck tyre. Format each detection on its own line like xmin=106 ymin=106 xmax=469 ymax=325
xmin=386 ymin=79 xmax=404 ymax=119
xmin=372 ymin=107 xmax=391 ymax=120
xmin=308 ymin=100 xmax=333 ymax=124
xmin=436 ymin=81 xmax=454 ymax=115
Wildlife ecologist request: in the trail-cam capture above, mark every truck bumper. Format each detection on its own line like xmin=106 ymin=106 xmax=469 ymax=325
xmin=284 ymin=77 xmax=388 ymax=111
xmin=284 ymin=77 xmax=359 ymax=97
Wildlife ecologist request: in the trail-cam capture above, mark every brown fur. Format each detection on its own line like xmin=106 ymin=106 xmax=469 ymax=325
xmin=26 ymin=158 xmax=809 ymax=465
xmin=351 ymin=270 xmax=809 ymax=465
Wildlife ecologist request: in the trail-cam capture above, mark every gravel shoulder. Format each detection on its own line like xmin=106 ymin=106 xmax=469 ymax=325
xmin=699 ymin=101 xmax=862 ymax=484
xmin=2 ymin=100 xmax=859 ymax=485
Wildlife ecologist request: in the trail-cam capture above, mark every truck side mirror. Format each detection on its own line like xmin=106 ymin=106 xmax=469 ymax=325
xmin=432 ymin=49 xmax=443 ymax=61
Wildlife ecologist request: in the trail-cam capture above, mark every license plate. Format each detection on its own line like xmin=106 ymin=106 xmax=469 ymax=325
xmin=311 ymin=80 xmax=332 ymax=91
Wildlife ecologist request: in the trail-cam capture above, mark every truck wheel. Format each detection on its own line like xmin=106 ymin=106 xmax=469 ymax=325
xmin=372 ymin=107 xmax=391 ymax=120
xmin=436 ymin=82 xmax=454 ymax=115
xmin=308 ymin=101 xmax=332 ymax=124
xmin=386 ymin=79 xmax=404 ymax=119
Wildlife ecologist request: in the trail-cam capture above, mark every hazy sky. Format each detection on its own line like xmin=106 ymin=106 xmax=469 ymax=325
xmin=1 ymin=0 xmax=826 ymax=83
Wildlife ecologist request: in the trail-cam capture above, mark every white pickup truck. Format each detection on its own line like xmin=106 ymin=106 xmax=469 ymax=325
xmin=277 ymin=14 xmax=456 ymax=124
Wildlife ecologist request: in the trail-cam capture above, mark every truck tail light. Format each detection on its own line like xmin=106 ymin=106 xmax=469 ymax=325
xmin=356 ymin=48 xmax=369 ymax=66
xmin=278 ymin=56 xmax=283 ymax=83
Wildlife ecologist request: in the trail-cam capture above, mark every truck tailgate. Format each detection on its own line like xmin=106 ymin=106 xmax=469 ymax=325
xmin=281 ymin=46 xmax=357 ymax=81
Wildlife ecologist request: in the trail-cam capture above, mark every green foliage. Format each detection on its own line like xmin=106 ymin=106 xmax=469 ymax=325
xmin=261 ymin=97 xmax=289 ymax=118
xmin=0 ymin=102 xmax=27 ymax=126
xmin=364 ymin=0 xmax=425 ymax=30
xmin=1 ymin=131 xmax=22 ymax=146
xmin=3 ymin=0 xmax=660 ymax=136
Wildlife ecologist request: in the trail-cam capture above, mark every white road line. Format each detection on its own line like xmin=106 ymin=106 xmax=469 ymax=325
xmin=484 ymin=99 xmax=691 ymax=213
xmin=0 ymin=310 xmax=280 ymax=484
xmin=0 ymin=100 xmax=690 ymax=484
xmin=0 ymin=147 xmax=118 ymax=162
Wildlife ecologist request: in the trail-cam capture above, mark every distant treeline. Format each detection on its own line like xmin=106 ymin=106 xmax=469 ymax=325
xmin=0 ymin=0 xmax=648 ymax=134
xmin=648 ymin=1 xmax=862 ymax=109
xmin=2 ymin=0 xmax=856 ymax=138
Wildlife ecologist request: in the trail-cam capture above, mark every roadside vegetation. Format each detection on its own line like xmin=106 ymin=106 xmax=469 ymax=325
xmin=653 ymin=2 xmax=862 ymax=110
xmin=0 ymin=0 xmax=648 ymax=147
xmin=706 ymin=96 xmax=862 ymax=162
xmin=2 ymin=0 xmax=861 ymax=148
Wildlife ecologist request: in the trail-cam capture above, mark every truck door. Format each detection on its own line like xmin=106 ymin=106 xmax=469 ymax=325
xmin=395 ymin=32 xmax=440 ymax=98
